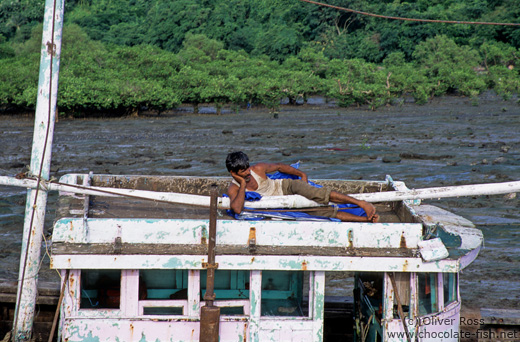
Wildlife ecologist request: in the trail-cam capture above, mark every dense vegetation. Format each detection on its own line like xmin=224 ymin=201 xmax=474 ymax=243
xmin=0 ymin=0 xmax=519 ymax=115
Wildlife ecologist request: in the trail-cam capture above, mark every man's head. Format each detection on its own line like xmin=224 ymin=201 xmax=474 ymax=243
xmin=226 ymin=151 xmax=249 ymax=173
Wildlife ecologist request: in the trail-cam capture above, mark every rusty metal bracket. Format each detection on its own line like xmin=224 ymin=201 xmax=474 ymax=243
xmin=113 ymin=224 xmax=122 ymax=254
xmin=248 ymin=227 xmax=257 ymax=253
xmin=113 ymin=236 xmax=122 ymax=254
xmin=202 ymin=262 xmax=219 ymax=269
xmin=201 ymin=225 xmax=208 ymax=244
xmin=46 ymin=41 xmax=56 ymax=56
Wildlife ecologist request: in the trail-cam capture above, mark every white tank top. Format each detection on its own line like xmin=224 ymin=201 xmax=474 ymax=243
xmin=232 ymin=170 xmax=284 ymax=196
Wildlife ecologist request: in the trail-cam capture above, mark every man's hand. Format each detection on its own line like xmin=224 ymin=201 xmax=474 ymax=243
xmin=230 ymin=171 xmax=246 ymax=186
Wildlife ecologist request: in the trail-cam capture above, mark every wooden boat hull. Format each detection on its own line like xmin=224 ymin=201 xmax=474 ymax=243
xmin=47 ymin=174 xmax=484 ymax=342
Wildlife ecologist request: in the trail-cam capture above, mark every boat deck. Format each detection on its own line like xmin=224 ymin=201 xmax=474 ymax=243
xmin=50 ymin=174 xmax=483 ymax=274
xmin=58 ymin=195 xmax=400 ymax=222
xmin=55 ymin=174 xmax=402 ymax=223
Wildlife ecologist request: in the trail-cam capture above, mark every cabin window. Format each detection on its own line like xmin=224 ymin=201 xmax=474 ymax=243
xmin=200 ymin=270 xmax=250 ymax=316
xmin=261 ymin=271 xmax=307 ymax=317
xmin=392 ymin=273 xmax=411 ymax=319
xmin=443 ymin=273 xmax=457 ymax=307
xmin=418 ymin=273 xmax=438 ymax=315
xmin=140 ymin=269 xmax=188 ymax=300
xmin=138 ymin=270 xmax=188 ymax=316
xmin=200 ymin=270 xmax=250 ymax=299
xmin=80 ymin=270 xmax=121 ymax=309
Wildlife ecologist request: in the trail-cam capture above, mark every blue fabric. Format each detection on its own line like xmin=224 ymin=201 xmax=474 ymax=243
xmin=226 ymin=162 xmax=366 ymax=221
xmin=268 ymin=162 xmax=301 ymax=180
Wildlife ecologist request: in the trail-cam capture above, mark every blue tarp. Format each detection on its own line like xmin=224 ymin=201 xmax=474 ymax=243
xmin=225 ymin=163 xmax=366 ymax=221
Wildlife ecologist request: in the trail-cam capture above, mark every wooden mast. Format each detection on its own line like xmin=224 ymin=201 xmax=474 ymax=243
xmin=11 ymin=0 xmax=65 ymax=340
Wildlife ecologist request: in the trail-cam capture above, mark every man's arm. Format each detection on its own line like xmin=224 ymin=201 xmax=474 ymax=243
xmin=227 ymin=172 xmax=247 ymax=214
xmin=254 ymin=163 xmax=308 ymax=182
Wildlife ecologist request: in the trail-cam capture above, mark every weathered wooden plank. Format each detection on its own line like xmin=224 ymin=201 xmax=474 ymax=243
xmin=52 ymin=218 xmax=423 ymax=249
xmin=0 ymin=280 xmax=59 ymax=296
xmin=51 ymin=243 xmax=417 ymax=257
xmin=0 ymin=279 xmax=59 ymax=305
xmin=0 ymin=294 xmax=58 ymax=305
xmin=85 ymin=174 xmax=387 ymax=197
xmin=410 ymin=205 xmax=475 ymax=228
xmin=61 ymin=318 xmax=248 ymax=342
xmin=257 ymin=320 xmax=317 ymax=341
xmin=51 ymin=254 xmax=460 ymax=273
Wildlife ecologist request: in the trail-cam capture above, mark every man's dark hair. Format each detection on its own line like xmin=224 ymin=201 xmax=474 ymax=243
xmin=226 ymin=151 xmax=249 ymax=172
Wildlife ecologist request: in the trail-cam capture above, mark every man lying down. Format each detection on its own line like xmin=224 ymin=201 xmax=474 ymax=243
xmin=225 ymin=151 xmax=379 ymax=222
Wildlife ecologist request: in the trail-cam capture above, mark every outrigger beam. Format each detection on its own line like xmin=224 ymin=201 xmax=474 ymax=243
xmin=11 ymin=0 xmax=65 ymax=340
xmin=0 ymin=176 xmax=519 ymax=209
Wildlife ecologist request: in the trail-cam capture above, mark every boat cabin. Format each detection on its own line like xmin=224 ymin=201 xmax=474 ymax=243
xmin=51 ymin=174 xmax=482 ymax=341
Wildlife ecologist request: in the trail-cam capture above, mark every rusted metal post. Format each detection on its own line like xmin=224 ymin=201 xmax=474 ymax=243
xmin=200 ymin=186 xmax=220 ymax=342
xmin=12 ymin=0 xmax=64 ymax=340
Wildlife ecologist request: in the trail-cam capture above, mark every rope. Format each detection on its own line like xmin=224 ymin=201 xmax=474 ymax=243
xmin=13 ymin=0 xmax=59 ymax=337
xmin=298 ymin=0 xmax=520 ymax=26
xmin=361 ymin=313 xmax=373 ymax=341
xmin=47 ymin=178 xmax=199 ymax=206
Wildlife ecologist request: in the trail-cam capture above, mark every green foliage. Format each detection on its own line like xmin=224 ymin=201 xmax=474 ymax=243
xmin=479 ymin=41 xmax=519 ymax=68
xmin=472 ymin=0 xmax=520 ymax=47
xmin=67 ymin=0 xmax=148 ymax=46
xmin=325 ymin=59 xmax=391 ymax=108
xmin=143 ymin=0 xmax=209 ymax=52
xmin=485 ymin=65 xmax=520 ymax=99
xmin=413 ymin=35 xmax=485 ymax=96
xmin=1 ymin=0 xmax=520 ymax=115
xmin=177 ymin=33 xmax=224 ymax=64
xmin=383 ymin=51 xmax=434 ymax=103
xmin=0 ymin=54 xmax=39 ymax=108
xmin=0 ymin=0 xmax=45 ymax=42
xmin=252 ymin=24 xmax=304 ymax=61
xmin=478 ymin=40 xmax=520 ymax=99
xmin=0 ymin=37 xmax=15 ymax=59
xmin=4 ymin=0 xmax=520 ymax=60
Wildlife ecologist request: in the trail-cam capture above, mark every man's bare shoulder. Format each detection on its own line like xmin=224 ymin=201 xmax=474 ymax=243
xmin=228 ymin=178 xmax=240 ymax=188
xmin=251 ymin=162 xmax=276 ymax=172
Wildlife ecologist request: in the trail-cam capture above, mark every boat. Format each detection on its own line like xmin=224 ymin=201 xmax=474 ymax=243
xmin=46 ymin=173 xmax=484 ymax=341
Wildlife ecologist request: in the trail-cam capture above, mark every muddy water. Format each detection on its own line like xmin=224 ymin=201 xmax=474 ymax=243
xmin=0 ymin=93 xmax=519 ymax=310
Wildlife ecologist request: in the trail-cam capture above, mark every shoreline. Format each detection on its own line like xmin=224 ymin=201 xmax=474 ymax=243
xmin=1 ymin=92 xmax=517 ymax=121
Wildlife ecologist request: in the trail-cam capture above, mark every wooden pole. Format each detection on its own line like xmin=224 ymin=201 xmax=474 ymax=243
xmin=47 ymin=270 xmax=69 ymax=342
xmin=200 ymin=186 xmax=220 ymax=342
xmin=12 ymin=0 xmax=64 ymax=340
xmin=353 ymin=180 xmax=520 ymax=203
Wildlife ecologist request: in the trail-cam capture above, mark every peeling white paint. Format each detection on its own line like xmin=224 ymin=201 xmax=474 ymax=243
xmin=53 ymin=218 xmax=422 ymax=249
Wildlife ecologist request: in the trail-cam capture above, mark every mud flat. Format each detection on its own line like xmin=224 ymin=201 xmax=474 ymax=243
xmin=0 ymin=93 xmax=519 ymax=315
